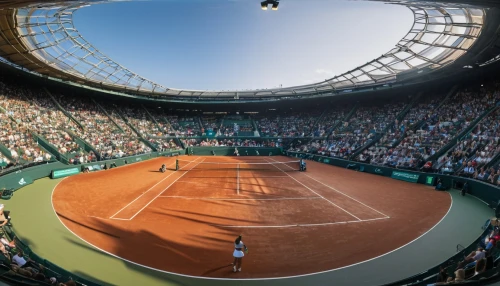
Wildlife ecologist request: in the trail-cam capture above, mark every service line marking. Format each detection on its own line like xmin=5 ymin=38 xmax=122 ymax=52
xmin=126 ymin=158 xmax=206 ymax=220
xmin=264 ymin=158 xmax=362 ymax=221
xmin=269 ymin=157 xmax=390 ymax=219
xmin=109 ymin=160 xmax=180 ymax=219
xmin=213 ymin=217 xmax=389 ymax=228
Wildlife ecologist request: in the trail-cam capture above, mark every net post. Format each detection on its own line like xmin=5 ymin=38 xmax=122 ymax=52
xmin=175 ymin=159 xmax=179 ymax=171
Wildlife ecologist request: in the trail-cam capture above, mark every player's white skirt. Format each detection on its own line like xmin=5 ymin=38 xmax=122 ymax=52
xmin=233 ymin=249 xmax=245 ymax=258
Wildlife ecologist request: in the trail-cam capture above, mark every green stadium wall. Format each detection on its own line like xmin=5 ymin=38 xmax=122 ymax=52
xmin=286 ymin=151 xmax=500 ymax=207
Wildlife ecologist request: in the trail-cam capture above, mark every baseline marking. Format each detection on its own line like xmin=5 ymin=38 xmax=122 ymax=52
xmin=127 ymin=158 xmax=206 ymax=220
xmin=213 ymin=217 xmax=389 ymax=228
xmin=157 ymin=196 xmax=322 ymax=201
xmin=109 ymin=160 xmax=182 ymax=219
xmin=269 ymin=157 xmax=390 ymax=219
xmin=264 ymin=158 xmax=362 ymax=221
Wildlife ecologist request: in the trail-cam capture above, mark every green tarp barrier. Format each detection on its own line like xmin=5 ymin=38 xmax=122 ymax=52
xmin=391 ymin=171 xmax=420 ymax=183
xmin=51 ymin=167 xmax=80 ymax=179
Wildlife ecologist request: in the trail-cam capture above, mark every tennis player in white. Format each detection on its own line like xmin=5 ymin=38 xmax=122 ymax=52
xmin=232 ymin=235 xmax=247 ymax=272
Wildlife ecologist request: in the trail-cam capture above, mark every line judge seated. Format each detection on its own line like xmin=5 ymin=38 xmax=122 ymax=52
xmin=300 ymin=159 xmax=306 ymax=171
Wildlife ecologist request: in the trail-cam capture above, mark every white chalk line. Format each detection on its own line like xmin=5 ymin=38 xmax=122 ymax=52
xmin=109 ymin=158 xmax=203 ymax=220
xmin=264 ymin=158 xmax=362 ymax=221
xmin=213 ymin=217 xmax=390 ymax=228
xmin=269 ymin=157 xmax=390 ymax=219
xmin=125 ymin=158 xmax=207 ymax=220
xmin=157 ymin=196 xmax=322 ymax=201
xmin=108 ymin=160 xmax=181 ymax=219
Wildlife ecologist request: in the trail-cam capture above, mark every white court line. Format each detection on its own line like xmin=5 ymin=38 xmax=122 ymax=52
xmin=269 ymin=157 xmax=390 ymax=219
xmin=264 ymin=158 xmax=362 ymax=221
xmin=126 ymin=158 xmax=207 ymax=220
xmin=237 ymin=163 xmax=240 ymax=195
xmin=157 ymin=196 xmax=322 ymax=201
xmin=213 ymin=217 xmax=389 ymax=228
xmin=108 ymin=160 xmax=182 ymax=219
xmin=50 ymin=164 xmax=454 ymax=281
xmin=106 ymin=217 xmax=130 ymax=221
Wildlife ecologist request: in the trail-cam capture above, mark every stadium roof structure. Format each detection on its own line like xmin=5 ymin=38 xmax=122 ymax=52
xmin=0 ymin=0 xmax=495 ymax=100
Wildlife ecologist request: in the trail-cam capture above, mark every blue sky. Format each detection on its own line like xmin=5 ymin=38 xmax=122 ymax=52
xmin=74 ymin=0 xmax=413 ymax=91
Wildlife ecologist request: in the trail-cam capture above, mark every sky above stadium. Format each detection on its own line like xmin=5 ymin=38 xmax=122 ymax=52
xmin=73 ymin=0 xmax=413 ymax=91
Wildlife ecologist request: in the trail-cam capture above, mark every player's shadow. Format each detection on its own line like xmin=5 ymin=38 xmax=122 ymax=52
xmin=201 ymin=263 xmax=234 ymax=276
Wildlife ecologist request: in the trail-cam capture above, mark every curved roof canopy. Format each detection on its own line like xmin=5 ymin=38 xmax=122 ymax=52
xmin=0 ymin=0 xmax=486 ymax=99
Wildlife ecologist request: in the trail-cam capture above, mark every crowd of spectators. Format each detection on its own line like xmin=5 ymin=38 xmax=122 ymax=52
xmin=431 ymin=226 xmax=500 ymax=285
xmin=438 ymin=109 xmax=500 ymax=176
xmin=0 ymin=82 xmax=62 ymax=168
xmin=0 ymin=203 xmax=79 ymax=285
xmin=363 ymin=88 xmax=500 ymax=170
xmin=378 ymin=94 xmax=441 ymax=148
xmin=2 ymin=74 xmax=500 ymax=179
xmin=145 ymin=108 xmax=175 ymax=136
xmin=314 ymin=108 xmax=346 ymax=137
xmin=201 ymin=115 xmax=221 ymax=135
xmin=0 ymin=107 xmax=50 ymax=166
xmin=56 ymin=95 xmax=153 ymax=159
xmin=220 ymin=122 xmax=254 ymax=137
xmin=290 ymin=102 xmax=407 ymax=159
xmin=257 ymin=111 xmax=322 ymax=137
xmin=167 ymin=115 xmax=201 ymax=137
xmin=0 ymin=84 xmax=80 ymax=159
xmin=182 ymin=138 xmax=282 ymax=148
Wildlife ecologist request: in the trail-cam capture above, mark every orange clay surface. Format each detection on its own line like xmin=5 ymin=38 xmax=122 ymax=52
xmin=52 ymin=156 xmax=451 ymax=278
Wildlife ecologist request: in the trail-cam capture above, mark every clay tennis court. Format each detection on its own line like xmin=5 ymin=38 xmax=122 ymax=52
xmin=52 ymin=156 xmax=451 ymax=278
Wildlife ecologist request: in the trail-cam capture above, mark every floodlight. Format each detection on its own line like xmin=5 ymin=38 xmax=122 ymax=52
xmin=261 ymin=1 xmax=268 ymax=10
xmin=272 ymin=2 xmax=279 ymax=10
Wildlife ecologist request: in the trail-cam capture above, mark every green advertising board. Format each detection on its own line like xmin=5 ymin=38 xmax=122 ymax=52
xmin=51 ymin=167 xmax=80 ymax=179
xmin=425 ymin=176 xmax=435 ymax=186
xmin=391 ymin=171 xmax=420 ymax=183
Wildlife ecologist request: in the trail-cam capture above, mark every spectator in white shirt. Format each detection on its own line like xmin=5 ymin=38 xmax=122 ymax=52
xmin=12 ymin=250 xmax=38 ymax=268
xmin=463 ymin=162 xmax=475 ymax=177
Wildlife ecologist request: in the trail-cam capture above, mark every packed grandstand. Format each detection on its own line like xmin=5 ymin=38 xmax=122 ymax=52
xmin=1 ymin=76 xmax=500 ymax=187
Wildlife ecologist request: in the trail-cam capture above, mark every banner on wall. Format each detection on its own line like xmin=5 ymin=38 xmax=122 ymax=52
xmin=16 ymin=176 xmax=33 ymax=187
xmin=425 ymin=176 xmax=435 ymax=186
xmin=51 ymin=167 xmax=80 ymax=179
xmin=391 ymin=171 xmax=420 ymax=183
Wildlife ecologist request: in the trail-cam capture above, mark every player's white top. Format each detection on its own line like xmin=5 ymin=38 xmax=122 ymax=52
xmin=233 ymin=241 xmax=245 ymax=258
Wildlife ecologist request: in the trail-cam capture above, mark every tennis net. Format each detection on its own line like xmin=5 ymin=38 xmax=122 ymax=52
xmin=175 ymin=159 xmax=301 ymax=172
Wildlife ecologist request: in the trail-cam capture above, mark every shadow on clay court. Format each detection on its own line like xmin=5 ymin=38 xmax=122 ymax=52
xmin=201 ymin=263 xmax=234 ymax=276
xmin=57 ymin=212 xmax=245 ymax=280
xmin=56 ymin=212 xmax=120 ymax=239
xmin=153 ymin=209 xmax=261 ymax=225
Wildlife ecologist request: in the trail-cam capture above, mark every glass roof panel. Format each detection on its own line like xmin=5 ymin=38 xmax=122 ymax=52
xmin=406 ymin=57 xmax=427 ymax=67
xmin=0 ymin=1 xmax=482 ymax=98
